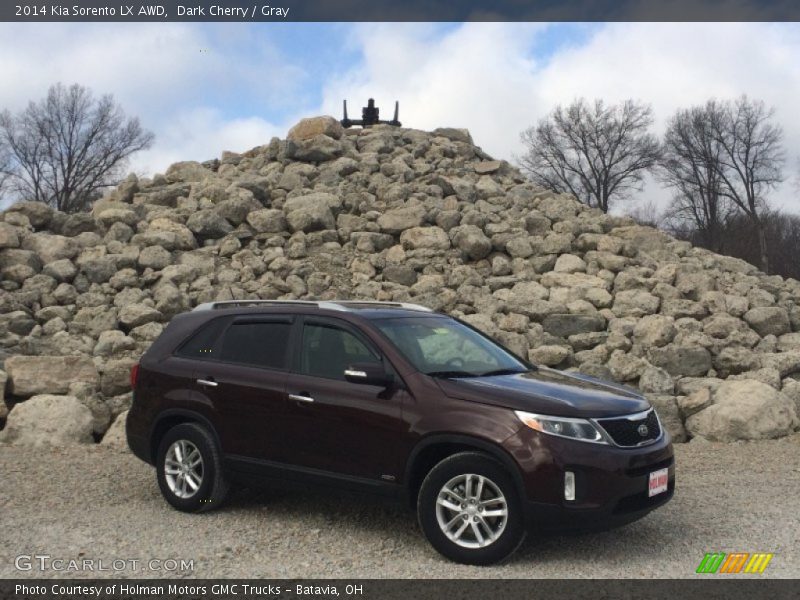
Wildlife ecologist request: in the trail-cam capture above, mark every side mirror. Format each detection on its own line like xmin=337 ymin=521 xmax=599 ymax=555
xmin=344 ymin=362 xmax=391 ymax=387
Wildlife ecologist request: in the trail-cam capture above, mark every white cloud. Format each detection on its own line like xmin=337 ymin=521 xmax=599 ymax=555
xmin=322 ymin=23 xmax=800 ymax=214
xmin=2 ymin=22 xmax=798 ymax=215
xmin=130 ymin=108 xmax=283 ymax=175
xmin=0 ymin=23 xmax=302 ymax=177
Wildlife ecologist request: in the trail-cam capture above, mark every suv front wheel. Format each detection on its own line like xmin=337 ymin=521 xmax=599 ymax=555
xmin=417 ymin=452 xmax=525 ymax=565
xmin=156 ymin=423 xmax=230 ymax=512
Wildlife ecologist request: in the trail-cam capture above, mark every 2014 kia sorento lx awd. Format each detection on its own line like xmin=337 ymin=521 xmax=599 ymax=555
xmin=126 ymin=300 xmax=674 ymax=565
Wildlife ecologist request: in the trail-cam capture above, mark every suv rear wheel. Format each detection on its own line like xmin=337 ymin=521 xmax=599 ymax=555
xmin=156 ymin=423 xmax=230 ymax=512
xmin=417 ymin=451 xmax=525 ymax=565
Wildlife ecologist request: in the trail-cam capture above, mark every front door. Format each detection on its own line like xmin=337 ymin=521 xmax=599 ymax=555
xmin=283 ymin=317 xmax=406 ymax=482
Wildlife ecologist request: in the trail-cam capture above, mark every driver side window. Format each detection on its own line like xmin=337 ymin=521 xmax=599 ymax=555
xmin=415 ymin=326 xmax=496 ymax=368
xmin=300 ymin=323 xmax=381 ymax=381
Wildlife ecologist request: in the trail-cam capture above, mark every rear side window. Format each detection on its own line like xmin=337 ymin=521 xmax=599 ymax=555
xmin=219 ymin=322 xmax=292 ymax=370
xmin=176 ymin=318 xmax=229 ymax=359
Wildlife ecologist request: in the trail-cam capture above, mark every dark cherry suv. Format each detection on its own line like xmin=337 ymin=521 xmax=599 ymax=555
xmin=126 ymin=300 xmax=674 ymax=565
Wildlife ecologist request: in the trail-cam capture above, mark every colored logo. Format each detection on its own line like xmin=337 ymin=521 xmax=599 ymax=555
xmin=696 ymin=552 xmax=773 ymax=574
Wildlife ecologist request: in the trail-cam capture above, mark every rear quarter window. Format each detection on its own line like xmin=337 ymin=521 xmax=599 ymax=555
xmin=175 ymin=317 xmax=229 ymax=359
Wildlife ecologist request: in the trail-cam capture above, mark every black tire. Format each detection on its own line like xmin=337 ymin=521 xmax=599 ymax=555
xmin=156 ymin=423 xmax=230 ymax=513
xmin=417 ymin=451 xmax=525 ymax=565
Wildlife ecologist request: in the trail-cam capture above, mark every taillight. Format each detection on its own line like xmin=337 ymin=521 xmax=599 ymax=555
xmin=130 ymin=363 xmax=140 ymax=389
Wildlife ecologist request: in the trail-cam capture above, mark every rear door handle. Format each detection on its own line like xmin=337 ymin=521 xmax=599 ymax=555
xmin=289 ymin=393 xmax=314 ymax=403
xmin=197 ymin=378 xmax=218 ymax=387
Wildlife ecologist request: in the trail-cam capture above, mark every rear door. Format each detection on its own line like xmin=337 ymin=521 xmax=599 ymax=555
xmin=283 ymin=317 xmax=406 ymax=481
xmin=192 ymin=315 xmax=294 ymax=461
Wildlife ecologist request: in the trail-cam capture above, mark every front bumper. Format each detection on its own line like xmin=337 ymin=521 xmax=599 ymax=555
xmin=505 ymin=425 xmax=675 ymax=531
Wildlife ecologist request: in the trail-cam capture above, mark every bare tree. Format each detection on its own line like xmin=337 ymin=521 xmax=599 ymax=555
xmin=519 ymin=99 xmax=661 ymax=213
xmin=659 ymin=101 xmax=736 ymax=252
xmin=711 ymin=96 xmax=785 ymax=273
xmin=0 ymin=83 xmax=154 ymax=213
xmin=0 ymin=144 xmax=11 ymax=200
xmin=625 ymin=198 xmax=666 ymax=229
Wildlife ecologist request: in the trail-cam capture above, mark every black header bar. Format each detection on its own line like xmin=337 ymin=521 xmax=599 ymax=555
xmin=2 ymin=1 xmax=800 ymax=22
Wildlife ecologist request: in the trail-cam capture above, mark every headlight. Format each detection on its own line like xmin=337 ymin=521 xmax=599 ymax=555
xmin=515 ymin=410 xmax=608 ymax=444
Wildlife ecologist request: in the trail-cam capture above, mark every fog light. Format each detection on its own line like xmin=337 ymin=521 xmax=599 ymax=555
xmin=564 ymin=471 xmax=576 ymax=501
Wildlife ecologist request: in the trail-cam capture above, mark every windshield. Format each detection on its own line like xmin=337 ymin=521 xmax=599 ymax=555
xmin=374 ymin=316 xmax=529 ymax=378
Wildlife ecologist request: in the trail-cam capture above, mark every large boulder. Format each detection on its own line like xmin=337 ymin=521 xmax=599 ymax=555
xmin=743 ymin=307 xmax=791 ymax=337
xmin=186 ymin=209 xmax=233 ymax=239
xmin=452 ymin=225 xmax=492 ymax=260
xmin=284 ymin=193 xmax=338 ymax=233
xmin=0 ymin=394 xmax=94 ymax=446
xmin=21 ymin=233 xmax=80 ymax=263
xmin=5 ymin=355 xmax=99 ymax=396
xmin=633 ymin=315 xmax=676 ymax=347
xmin=377 ymin=206 xmax=426 ymax=235
xmin=685 ymin=379 xmax=798 ymax=441
xmin=246 ymin=209 xmax=288 ymax=233
xmin=612 ymin=290 xmax=660 ymax=317
xmin=287 ymin=116 xmax=344 ymax=141
xmin=542 ymin=314 xmax=605 ymax=338
xmin=400 ymin=226 xmax=451 ymax=251
xmin=647 ymin=344 xmax=712 ymax=377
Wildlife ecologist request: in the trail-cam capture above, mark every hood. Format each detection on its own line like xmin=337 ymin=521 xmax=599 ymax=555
xmin=435 ymin=367 xmax=650 ymax=418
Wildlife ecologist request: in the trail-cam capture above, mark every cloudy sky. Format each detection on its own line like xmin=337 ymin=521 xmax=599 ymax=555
xmin=1 ymin=22 xmax=799 ymax=213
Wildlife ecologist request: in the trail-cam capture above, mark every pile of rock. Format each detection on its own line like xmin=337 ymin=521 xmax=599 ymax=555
xmin=1 ymin=116 xmax=798 ymax=447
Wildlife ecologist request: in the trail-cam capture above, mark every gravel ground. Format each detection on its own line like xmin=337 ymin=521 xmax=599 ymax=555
xmin=1 ymin=437 xmax=799 ymax=579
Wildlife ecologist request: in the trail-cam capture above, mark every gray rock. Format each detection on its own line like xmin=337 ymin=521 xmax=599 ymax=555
xmin=100 ymin=358 xmax=138 ymax=397
xmin=0 ymin=222 xmax=20 ymax=249
xmin=647 ymin=344 xmax=712 ymax=377
xmin=0 ymin=394 xmax=94 ymax=446
xmin=377 ymin=207 xmax=426 ymax=235
xmin=452 ymin=225 xmax=492 ymax=260
xmin=677 ymin=387 xmax=712 ymax=419
xmin=287 ymin=116 xmax=344 ymax=141
xmin=528 ymin=345 xmax=571 ymax=367
xmin=685 ymin=379 xmax=798 ymax=441
xmin=119 ymin=304 xmax=162 ymax=329
xmin=632 ymin=315 xmax=676 ymax=347
xmin=284 ymin=194 xmax=337 ymax=233
xmin=542 ymin=314 xmax=605 ymax=338
xmin=639 ymin=366 xmax=675 ymax=394
xmin=5 ymin=355 xmax=98 ymax=396
xmin=400 ymin=227 xmax=451 ymax=251
xmin=137 ymin=246 xmax=172 ymax=270
xmin=383 ymin=265 xmax=417 ymax=286
xmin=246 ymin=209 xmax=288 ymax=233
xmin=612 ymin=289 xmax=660 ymax=317
xmin=186 ymin=209 xmax=234 ymax=238
xmin=743 ymin=306 xmax=791 ymax=337
xmin=101 ymin=410 xmax=130 ymax=451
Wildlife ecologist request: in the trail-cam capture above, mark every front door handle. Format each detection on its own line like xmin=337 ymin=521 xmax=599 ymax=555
xmin=288 ymin=393 xmax=314 ymax=403
xmin=197 ymin=378 xmax=218 ymax=387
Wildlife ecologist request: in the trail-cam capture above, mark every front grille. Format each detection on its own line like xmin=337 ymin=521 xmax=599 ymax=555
xmin=596 ymin=409 xmax=661 ymax=447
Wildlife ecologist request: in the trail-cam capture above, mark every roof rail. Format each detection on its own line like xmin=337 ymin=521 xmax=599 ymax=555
xmin=192 ymin=299 xmax=434 ymax=313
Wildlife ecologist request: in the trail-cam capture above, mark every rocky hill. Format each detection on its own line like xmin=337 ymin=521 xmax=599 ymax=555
xmin=0 ymin=116 xmax=798 ymax=447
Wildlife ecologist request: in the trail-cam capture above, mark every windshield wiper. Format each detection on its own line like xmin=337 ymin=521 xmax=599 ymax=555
xmin=425 ymin=370 xmax=478 ymax=379
xmin=479 ymin=368 xmax=527 ymax=377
